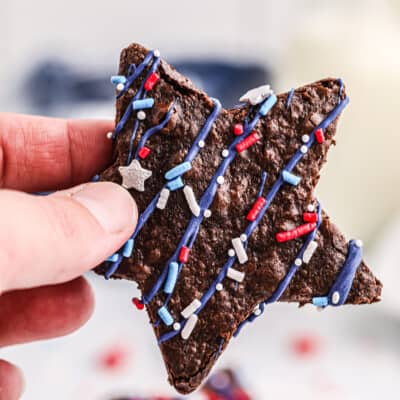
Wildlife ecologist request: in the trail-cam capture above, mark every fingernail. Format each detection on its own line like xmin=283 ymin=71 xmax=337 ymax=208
xmin=72 ymin=182 xmax=137 ymax=234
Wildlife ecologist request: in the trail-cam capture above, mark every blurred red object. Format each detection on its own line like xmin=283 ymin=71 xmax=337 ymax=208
xmin=291 ymin=333 xmax=320 ymax=357
xmin=98 ymin=344 xmax=129 ymax=371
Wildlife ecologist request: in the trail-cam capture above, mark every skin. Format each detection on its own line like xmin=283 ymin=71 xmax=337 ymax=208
xmin=0 ymin=113 xmax=137 ymax=399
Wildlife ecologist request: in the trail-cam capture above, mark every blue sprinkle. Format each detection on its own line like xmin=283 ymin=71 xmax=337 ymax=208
xmin=110 ymin=75 xmax=127 ymax=85
xmin=92 ymin=174 xmax=100 ymax=182
xmin=164 ymin=262 xmax=179 ymax=294
xmin=158 ymin=306 xmax=174 ymax=326
xmin=106 ymin=253 xmax=119 ymax=262
xmin=164 ymin=162 xmax=192 ymax=181
xmin=122 ymin=239 xmax=134 ymax=258
xmin=166 ymin=176 xmax=184 ymax=191
xmin=258 ymin=94 xmax=277 ymax=116
xmin=132 ymin=98 xmax=155 ymax=110
xmin=282 ymin=170 xmax=301 ymax=186
xmin=312 ymin=296 xmax=328 ymax=307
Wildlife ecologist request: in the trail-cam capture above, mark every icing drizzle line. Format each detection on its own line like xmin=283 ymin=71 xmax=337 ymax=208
xmin=143 ymin=94 xmax=277 ymax=306
xmin=106 ymin=50 xmax=359 ymax=346
xmin=157 ymin=86 xmax=351 ymax=344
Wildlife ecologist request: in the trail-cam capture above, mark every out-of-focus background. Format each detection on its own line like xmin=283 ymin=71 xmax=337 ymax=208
xmin=1 ymin=0 xmax=399 ymax=399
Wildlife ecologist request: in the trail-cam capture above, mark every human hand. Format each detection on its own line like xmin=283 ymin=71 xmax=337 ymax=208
xmin=0 ymin=113 xmax=137 ymax=399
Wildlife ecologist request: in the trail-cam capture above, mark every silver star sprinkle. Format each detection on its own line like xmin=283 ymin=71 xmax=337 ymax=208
xmin=118 ymin=159 xmax=152 ymax=191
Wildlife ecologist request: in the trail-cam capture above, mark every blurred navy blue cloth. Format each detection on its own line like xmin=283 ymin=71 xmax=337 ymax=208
xmin=26 ymin=59 xmax=271 ymax=114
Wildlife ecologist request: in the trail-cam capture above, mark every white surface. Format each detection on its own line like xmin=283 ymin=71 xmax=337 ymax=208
xmin=1 ymin=271 xmax=398 ymax=400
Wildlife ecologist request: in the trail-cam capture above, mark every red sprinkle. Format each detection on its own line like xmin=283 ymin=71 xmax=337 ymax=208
xmin=303 ymin=212 xmax=318 ymax=223
xmin=276 ymin=222 xmax=317 ymax=243
xmin=138 ymin=146 xmax=151 ymax=159
xmin=233 ymin=123 xmax=244 ymax=136
xmin=132 ymin=297 xmax=144 ymax=310
xmin=315 ymin=128 xmax=325 ymax=144
xmin=144 ymin=72 xmax=159 ymax=91
xmin=236 ymin=131 xmax=260 ymax=153
xmin=179 ymin=246 xmax=190 ymax=263
xmin=246 ymin=197 xmax=266 ymax=222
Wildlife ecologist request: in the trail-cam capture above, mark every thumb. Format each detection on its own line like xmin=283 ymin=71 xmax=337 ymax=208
xmin=0 ymin=182 xmax=137 ymax=293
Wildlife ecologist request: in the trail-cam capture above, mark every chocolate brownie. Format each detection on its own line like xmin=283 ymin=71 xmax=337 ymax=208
xmin=96 ymin=43 xmax=382 ymax=394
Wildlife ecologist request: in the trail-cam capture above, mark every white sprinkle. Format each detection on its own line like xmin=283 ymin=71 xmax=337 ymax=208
xmin=231 ymin=237 xmax=248 ymax=264
xmin=294 ymin=258 xmax=302 ymax=267
xmin=216 ymin=283 xmax=223 ymax=291
xmin=153 ymin=49 xmax=161 ymax=58
xmin=310 ymin=113 xmax=323 ymax=126
xmin=227 ymin=267 xmax=245 ymax=283
xmin=181 ymin=314 xmax=198 ymax=340
xmin=181 ymin=299 xmax=201 ymax=319
xmin=183 ymin=186 xmax=200 ymax=217
xmin=173 ymin=322 xmax=181 ymax=331
xmin=106 ymin=131 xmax=113 ymax=140
xmin=240 ymin=234 xmax=247 ymax=242
xmin=116 ymin=83 xmax=125 ymax=91
xmin=307 ymin=204 xmax=315 ymax=212
xmin=300 ymin=145 xmax=308 ymax=154
xmin=156 ymin=188 xmax=170 ymax=210
xmin=253 ymin=306 xmax=262 ymax=316
xmin=204 ymin=209 xmax=212 ymax=218
xmin=198 ymin=140 xmax=205 ymax=148
xmin=137 ymin=111 xmax=146 ymax=120
xmin=355 ymin=239 xmax=363 ymax=248
xmin=331 ymin=291 xmax=340 ymax=305
xmin=228 ymin=248 xmax=235 ymax=257
xmin=302 ymin=134 xmax=310 ymax=143
xmin=239 ymin=84 xmax=273 ymax=105
xmin=217 ymin=176 xmax=224 ymax=185
xmin=302 ymin=240 xmax=318 ymax=264
xmin=222 ymin=149 xmax=229 ymax=158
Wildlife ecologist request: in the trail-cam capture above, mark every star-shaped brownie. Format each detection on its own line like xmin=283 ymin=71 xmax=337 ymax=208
xmin=96 ymin=43 xmax=382 ymax=394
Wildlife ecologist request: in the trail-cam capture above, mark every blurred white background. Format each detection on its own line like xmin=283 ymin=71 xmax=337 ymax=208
xmin=0 ymin=0 xmax=399 ymax=399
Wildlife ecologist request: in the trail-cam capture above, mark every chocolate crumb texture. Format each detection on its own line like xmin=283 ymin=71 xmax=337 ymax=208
xmin=96 ymin=43 xmax=382 ymax=394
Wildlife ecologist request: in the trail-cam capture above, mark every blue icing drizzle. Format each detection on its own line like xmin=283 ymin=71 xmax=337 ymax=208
xmin=326 ymin=239 xmax=363 ymax=306
xmin=133 ymin=102 xmax=175 ymax=160
xmin=117 ymin=50 xmax=155 ymax=99
xmin=113 ymin=54 xmax=161 ymax=139
xmin=143 ymin=95 xmax=277 ymax=307
xmin=104 ymin=254 xmax=124 ymax=280
xmin=105 ymin=99 xmax=221 ymax=279
xmin=106 ymin=59 xmax=354 ymax=342
xmin=158 ymin=87 xmax=351 ymax=343
xmin=127 ymin=119 xmax=140 ymax=164
xmin=285 ymin=88 xmax=295 ymax=108
xmin=257 ymin=171 xmax=268 ymax=198
xmin=233 ymin=202 xmax=322 ymax=336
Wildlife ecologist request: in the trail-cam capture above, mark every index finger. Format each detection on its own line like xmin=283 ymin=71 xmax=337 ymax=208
xmin=0 ymin=113 xmax=114 ymax=192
